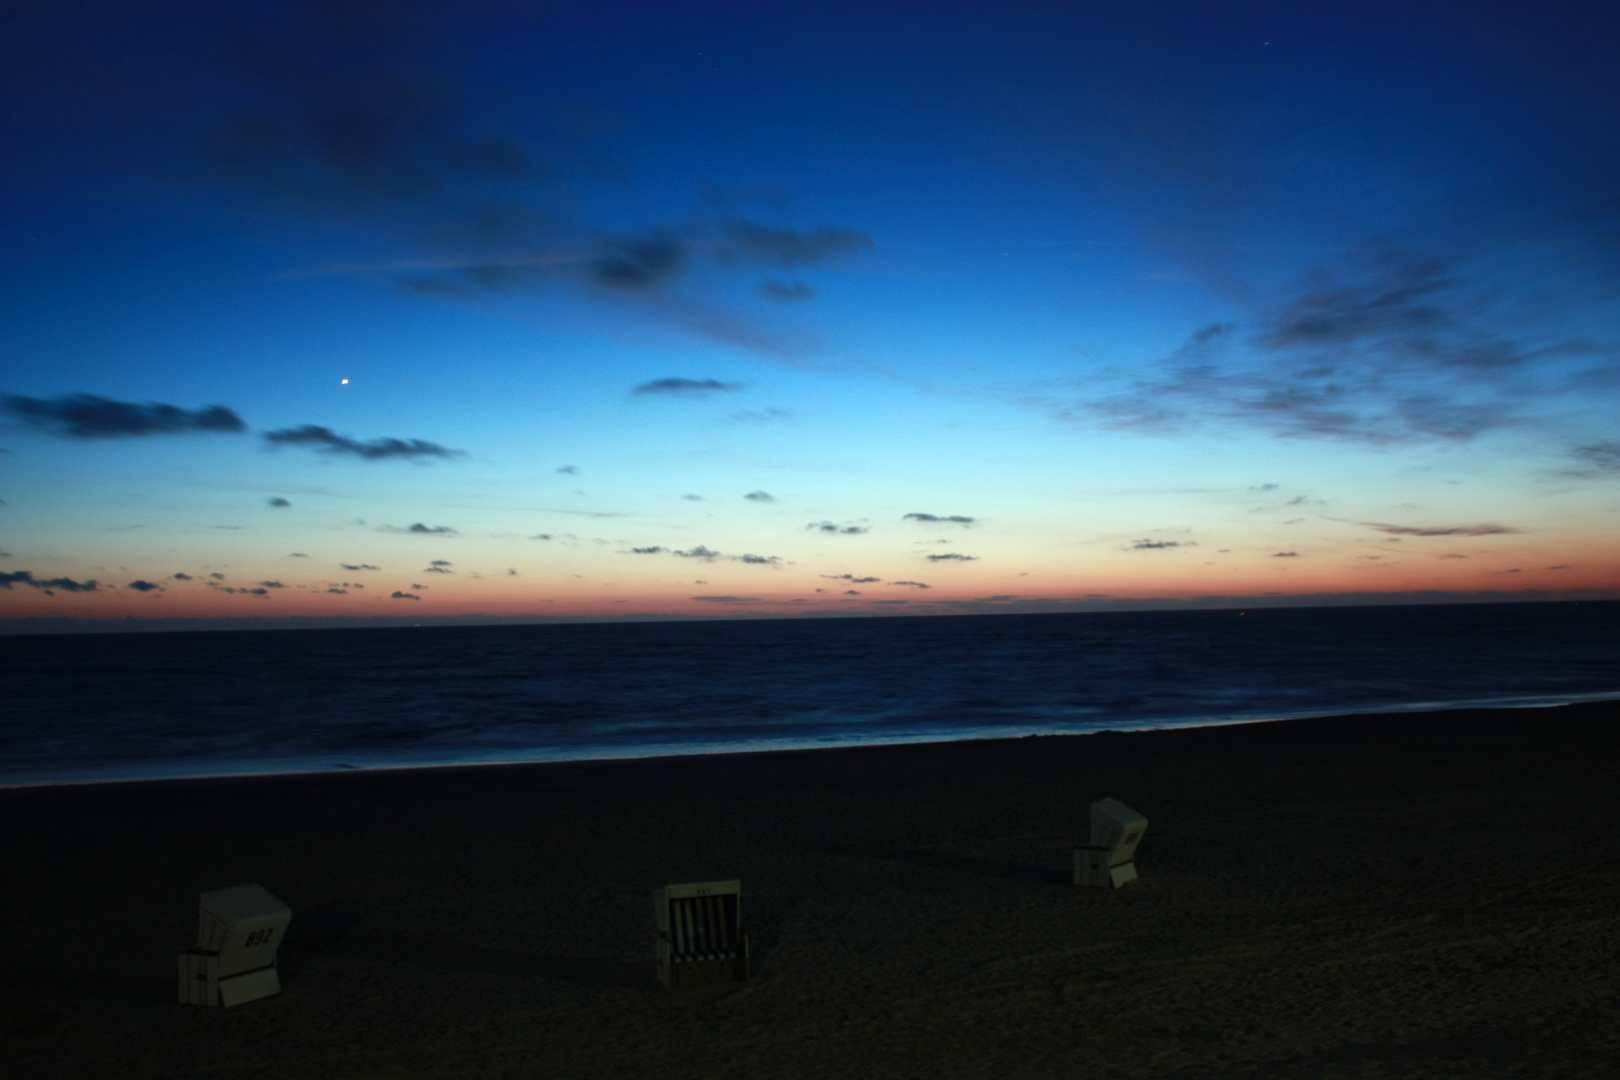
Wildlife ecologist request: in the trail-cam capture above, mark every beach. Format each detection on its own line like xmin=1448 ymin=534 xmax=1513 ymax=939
xmin=3 ymin=701 xmax=1618 ymax=1079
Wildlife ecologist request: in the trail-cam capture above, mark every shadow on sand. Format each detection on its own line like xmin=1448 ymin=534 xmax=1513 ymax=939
xmin=806 ymin=841 xmax=1070 ymax=885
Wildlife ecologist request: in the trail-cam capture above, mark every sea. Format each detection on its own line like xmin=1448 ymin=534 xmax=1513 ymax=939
xmin=3 ymin=601 xmax=1618 ymax=787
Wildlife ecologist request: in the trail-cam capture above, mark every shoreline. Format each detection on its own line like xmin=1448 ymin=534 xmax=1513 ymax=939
xmin=4 ymin=700 xmax=1618 ymax=1078
xmin=8 ymin=691 xmax=1620 ymax=792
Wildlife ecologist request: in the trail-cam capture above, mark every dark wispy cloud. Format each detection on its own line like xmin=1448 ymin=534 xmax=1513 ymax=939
xmin=821 ymin=574 xmax=880 ymax=584
xmin=536 ymin=508 xmax=629 ymax=519
xmin=730 ymin=408 xmax=792 ymax=423
xmin=1058 ymin=247 xmax=1612 ymax=445
xmin=377 ymin=523 xmax=457 ymax=535
xmin=172 ymin=572 xmax=193 ymax=581
xmin=259 ymin=580 xmax=286 ymax=588
xmin=204 ymin=61 xmax=531 ymax=206
xmin=2 ymin=394 xmax=245 ymax=439
xmin=631 ymin=544 xmax=783 ymax=567
xmin=743 ymin=490 xmax=775 ymax=503
xmin=126 ymin=579 xmax=162 ymax=592
xmin=0 ymin=570 xmax=99 ymax=592
xmin=391 ymin=591 xmax=420 ymax=600
xmin=692 ymin=595 xmax=759 ymax=603
xmin=891 ymin=580 xmax=931 ymax=588
xmin=1353 ymin=521 xmax=1519 ymax=537
xmin=713 ymin=221 xmax=874 ymax=267
xmin=1565 ymin=443 xmax=1620 ymax=476
xmin=926 ymin=553 xmax=977 ymax=562
xmin=190 ymin=5 xmax=869 ymax=361
xmin=1272 ymin=551 xmax=1299 ymax=558
xmin=592 ymin=232 xmax=684 ymax=289
xmin=632 ymin=378 xmax=743 ymax=397
xmin=760 ymin=280 xmax=812 ymax=302
xmin=807 ymin=521 xmax=868 ymax=534
xmin=673 ymin=545 xmax=721 ymax=561
xmin=904 ymin=513 xmax=975 ymax=524
xmin=327 ymin=587 xmax=347 ymax=594
xmin=263 ymin=425 xmax=460 ymax=461
xmin=268 ymin=496 xmax=291 ymax=507
xmin=1131 ymin=539 xmax=1185 ymax=550
xmin=341 ymin=563 xmax=380 ymax=571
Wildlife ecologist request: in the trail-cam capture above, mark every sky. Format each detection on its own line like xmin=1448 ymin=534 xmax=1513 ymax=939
xmin=2 ymin=0 xmax=1618 ymax=631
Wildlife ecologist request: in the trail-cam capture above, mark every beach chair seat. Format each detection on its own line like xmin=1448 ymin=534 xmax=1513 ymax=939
xmin=1075 ymin=797 xmax=1148 ymax=888
xmin=654 ymin=880 xmax=749 ymax=990
xmin=179 ymin=883 xmax=291 ymax=1007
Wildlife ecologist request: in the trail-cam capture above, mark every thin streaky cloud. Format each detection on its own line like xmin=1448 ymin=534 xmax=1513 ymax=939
xmin=632 ymin=377 xmax=744 ymax=397
xmin=713 ymin=221 xmax=874 ymax=267
xmin=903 ymin=513 xmax=974 ymax=524
xmin=1350 ymin=521 xmax=1520 ymax=537
xmin=263 ymin=425 xmax=461 ymax=461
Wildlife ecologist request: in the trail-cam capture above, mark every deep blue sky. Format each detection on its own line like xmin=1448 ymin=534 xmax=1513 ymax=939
xmin=2 ymin=1 xmax=1617 ymax=627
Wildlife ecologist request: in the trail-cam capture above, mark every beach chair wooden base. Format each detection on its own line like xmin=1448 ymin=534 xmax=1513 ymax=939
xmin=1074 ymin=845 xmax=1139 ymax=888
xmin=659 ymin=945 xmax=751 ymax=992
xmin=179 ymin=948 xmax=282 ymax=1007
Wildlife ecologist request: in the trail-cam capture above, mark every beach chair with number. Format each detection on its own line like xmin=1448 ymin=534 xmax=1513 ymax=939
xmin=1074 ymin=797 xmax=1148 ymax=888
xmin=654 ymin=879 xmax=749 ymax=991
xmin=178 ymin=883 xmax=291 ymax=1007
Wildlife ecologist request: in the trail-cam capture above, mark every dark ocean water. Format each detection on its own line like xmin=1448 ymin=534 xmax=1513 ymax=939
xmin=4 ymin=602 xmax=1618 ymax=787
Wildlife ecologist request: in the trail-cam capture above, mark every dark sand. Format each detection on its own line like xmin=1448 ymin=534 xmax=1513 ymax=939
xmin=3 ymin=702 xmax=1619 ymax=1079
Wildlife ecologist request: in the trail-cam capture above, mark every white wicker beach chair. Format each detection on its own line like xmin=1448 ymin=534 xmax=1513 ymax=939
xmin=653 ymin=879 xmax=749 ymax=991
xmin=178 ymin=883 xmax=291 ymax=1006
xmin=1074 ymin=797 xmax=1148 ymax=888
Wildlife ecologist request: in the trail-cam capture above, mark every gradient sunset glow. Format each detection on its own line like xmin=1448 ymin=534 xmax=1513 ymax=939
xmin=3 ymin=1 xmax=1618 ymax=631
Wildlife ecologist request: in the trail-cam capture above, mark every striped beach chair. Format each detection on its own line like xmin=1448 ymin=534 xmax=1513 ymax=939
xmin=179 ymin=883 xmax=291 ymax=1007
xmin=654 ymin=879 xmax=749 ymax=991
xmin=1074 ymin=797 xmax=1148 ymax=888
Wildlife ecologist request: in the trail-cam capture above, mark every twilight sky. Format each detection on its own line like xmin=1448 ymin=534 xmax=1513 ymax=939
xmin=3 ymin=0 xmax=1618 ymax=629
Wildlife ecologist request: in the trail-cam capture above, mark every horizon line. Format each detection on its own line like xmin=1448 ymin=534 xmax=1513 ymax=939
xmin=3 ymin=589 xmax=1616 ymax=636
